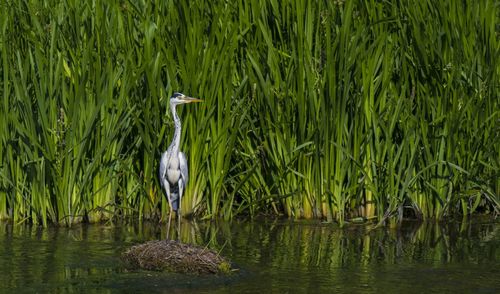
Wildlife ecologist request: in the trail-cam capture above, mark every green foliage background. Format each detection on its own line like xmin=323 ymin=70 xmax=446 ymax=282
xmin=0 ymin=0 xmax=498 ymax=226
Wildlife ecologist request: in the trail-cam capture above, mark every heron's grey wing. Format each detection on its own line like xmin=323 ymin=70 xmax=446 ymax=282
xmin=179 ymin=152 xmax=188 ymax=185
xmin=159 ymin=152 xmax=168 ymax=188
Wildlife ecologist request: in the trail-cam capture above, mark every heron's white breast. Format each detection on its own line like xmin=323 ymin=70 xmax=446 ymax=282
xmin=167 ymin=169 xmax=181 ymax=184
xmin=168 ymin=156 xmax=180 ymax=169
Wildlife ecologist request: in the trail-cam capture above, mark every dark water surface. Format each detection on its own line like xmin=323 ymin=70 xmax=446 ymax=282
xmin=1 ymin=218 xmax=499 ymax=293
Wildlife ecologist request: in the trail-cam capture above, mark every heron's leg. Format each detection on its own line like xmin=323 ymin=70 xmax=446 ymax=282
xmin=162 ymin=180 xmax=173 ymax=240
xmin=167 ymin=210 xmax=172 ymax=240
xmin=177 ymin=180 xmax=184 ymax=236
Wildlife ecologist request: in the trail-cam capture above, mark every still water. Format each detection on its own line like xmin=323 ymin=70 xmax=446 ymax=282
xmin=1 ymin=218 xmax=499 ymax=293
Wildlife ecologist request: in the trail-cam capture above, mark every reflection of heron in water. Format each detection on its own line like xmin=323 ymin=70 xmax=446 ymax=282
xmin=158 ymin=92 xmax=202 ymax=238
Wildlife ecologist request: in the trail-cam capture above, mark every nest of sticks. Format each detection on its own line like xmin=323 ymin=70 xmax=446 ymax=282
xmin=121 ymin=239 xmax=233 ymax=274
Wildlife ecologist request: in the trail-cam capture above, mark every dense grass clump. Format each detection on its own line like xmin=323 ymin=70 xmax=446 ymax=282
xmin=0 ymin=0 xmax=498 ymax=226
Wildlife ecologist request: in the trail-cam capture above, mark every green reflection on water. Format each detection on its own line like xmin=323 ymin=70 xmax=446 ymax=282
xmin=0 ymin=219 xmax=499 ymax=293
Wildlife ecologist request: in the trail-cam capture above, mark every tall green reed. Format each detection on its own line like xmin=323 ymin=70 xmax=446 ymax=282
xmin=0 ymin=0 xmax=498 ymax=226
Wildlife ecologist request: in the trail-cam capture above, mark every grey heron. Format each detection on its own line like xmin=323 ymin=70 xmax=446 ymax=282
xmin=159 ymin=92 xmax=202 ymax=238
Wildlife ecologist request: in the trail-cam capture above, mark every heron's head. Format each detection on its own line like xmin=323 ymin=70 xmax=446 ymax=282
xmin=170 ymin=92 xmax=203 ymax=105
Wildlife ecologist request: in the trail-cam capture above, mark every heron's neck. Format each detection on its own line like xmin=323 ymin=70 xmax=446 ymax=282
xmin=169 ymin=103 xmax=181 ymax=155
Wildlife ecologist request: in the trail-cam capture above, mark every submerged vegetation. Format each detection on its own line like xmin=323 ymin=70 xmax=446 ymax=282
xmin=0 ymin=0 xmax=498 ymax=226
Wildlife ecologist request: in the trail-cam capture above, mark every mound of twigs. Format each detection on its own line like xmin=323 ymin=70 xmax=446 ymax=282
xmin=121 ymin=239 xmax=233 ymax=274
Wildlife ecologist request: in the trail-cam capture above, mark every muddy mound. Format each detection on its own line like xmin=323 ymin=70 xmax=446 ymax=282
xmin=122 ymin=239 xmax=233 ymax=274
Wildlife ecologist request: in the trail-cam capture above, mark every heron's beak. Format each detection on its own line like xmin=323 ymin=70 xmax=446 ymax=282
xmin=182 ymin=96 xmax=203 ymax=103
